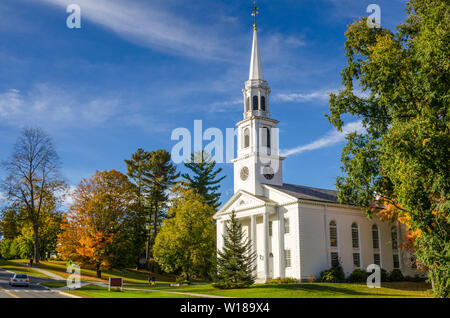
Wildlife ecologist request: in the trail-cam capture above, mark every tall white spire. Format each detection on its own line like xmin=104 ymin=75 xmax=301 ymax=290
xmin=249 ymin=28 xmax=264 ymax=80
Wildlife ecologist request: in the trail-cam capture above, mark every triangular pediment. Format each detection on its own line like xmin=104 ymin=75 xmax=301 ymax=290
xmin=214 ymin=190 xmax=275 ymax=219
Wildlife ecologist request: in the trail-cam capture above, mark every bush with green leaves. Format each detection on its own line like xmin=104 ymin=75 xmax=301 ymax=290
xmin=269 ymin=277 xmax=298 ymax=284
xmin=347 ymin=269 xmax=368 ymax=283
xmin=175 ymin=275 xmax=191 ymax=285
xmin=320 ymin=266 xmax=346 ymax=283
xmin=380 ymin=268 xmax=389 ymax=282
xmin=389 ymin=269 xmax=405 ymax=282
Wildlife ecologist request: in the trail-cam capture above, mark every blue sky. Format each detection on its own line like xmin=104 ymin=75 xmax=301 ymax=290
xmin=0 ymin=0 xmax=409 ymax=206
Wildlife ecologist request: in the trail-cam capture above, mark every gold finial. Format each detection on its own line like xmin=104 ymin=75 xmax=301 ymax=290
xmin=251 ymin=0 xmax=259 ymax=30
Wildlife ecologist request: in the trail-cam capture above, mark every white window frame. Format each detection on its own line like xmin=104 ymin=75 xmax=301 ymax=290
xmin=284 ymin=218 xmax=290 ymax=234
xmin=284 ymin=249 xmax=291 ymax=268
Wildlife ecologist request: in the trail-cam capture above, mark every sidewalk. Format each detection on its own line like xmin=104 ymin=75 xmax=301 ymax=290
xmin=56 ymin=282 xmax=229 ymax=298
xmin=123 ymin=287 xmax=230 ymax=298
xmin=10 ymin=261 xmax=64 ymax=280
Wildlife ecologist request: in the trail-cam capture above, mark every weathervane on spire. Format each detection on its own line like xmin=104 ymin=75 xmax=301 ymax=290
xmin=251 ymin=0 xmax=259 ymax=30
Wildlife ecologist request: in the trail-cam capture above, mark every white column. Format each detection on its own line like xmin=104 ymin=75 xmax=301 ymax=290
xmin=323 ymin=205 xmax=329 ymax=268
xmin=278 ymin=209 xmax=285 ymax=279
xmin=263 ymin=212 xmax=269 ymax=280
xmin=251 ymin=215 xmax=257 ymax=254
xmin=216 ymin=220 xmax=222 ymax=252
xmin=250 ymin=215 xmax=257 ymax=276
xmin=220 ymin=220 xmax=227 ymax=251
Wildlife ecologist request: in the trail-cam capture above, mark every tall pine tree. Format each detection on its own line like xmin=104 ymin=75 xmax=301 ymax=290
xmin=182 ymin=151 xmax=225 ymax=211
xmin=125 ymin=149 xmax=179 ymax=266
xmin=214 ymin=210 xmax=256 ymax=289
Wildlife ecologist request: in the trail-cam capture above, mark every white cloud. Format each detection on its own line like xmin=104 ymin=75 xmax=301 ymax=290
xmin=274 ymin=89 xmax=335 ymax=103
xmin=38 ymin=0 xmax=239 ymax=61
xmin=0 ymin=190 xmax=7 ymax=203
xmin=0 ymin=89 xmax=22 ymax=117
xmin=281 ymin=121 xmax=365 ymax=157
xmin=0 ymin=84 xmax=120 ymax=128
xmin=275 ymin=88 xmax=371 ymax=104
xmin=61 ymin=185 xmax=76 ymax=209
xmin=207 ymin=98 xmax=242 ymax=113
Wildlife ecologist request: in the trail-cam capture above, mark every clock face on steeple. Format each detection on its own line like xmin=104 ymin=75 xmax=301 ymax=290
xmin=263 ymin=165 xmax=274 ymax=180
xmin=240 ymin=166 xmax=249 ymax=181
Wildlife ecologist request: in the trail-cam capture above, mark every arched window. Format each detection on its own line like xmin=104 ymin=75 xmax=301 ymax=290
xmin=261 ymin=96 xmax=266 ymax=111
xmin=372 ymin=224 xmax=379 ymax=249
xmin=391 ymin=226 xmax=398 ymax=249
xmin=329 ymin=221 xmax=337 ymax=247
xmin=252 ymin=95 xmax=259 ymax=110
xmin=351 ymin=223 xmax=360 ymax=248
xmin=243 ymin=128 xmax=250 ymax=148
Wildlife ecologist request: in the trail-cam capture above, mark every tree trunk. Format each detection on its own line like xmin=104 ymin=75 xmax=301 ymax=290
xmin=145 ymin=238 xmax=150 ymax=265
xmin=430 ymin=272 xmax=436 ymax=294
xmin=33 ymin=224 xmax=40 ymax=263
xmin=96 ymin=263 xmax=102 ymax=279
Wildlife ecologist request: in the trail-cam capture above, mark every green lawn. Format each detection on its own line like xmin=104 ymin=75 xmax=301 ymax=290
xmin=126 ymin=281 xmax=432 ymax=298
xmin=12 ymin=259 xmax=176 ymax=284
xmin=63 ymin=284 xmax=199 ymax=298
xmin=43 ymin=280 xmax=432 ymax=298
xmin=0 ymin=259 xmax=51 ymax=278
xmin=13 ymin=260 xmax=432 ymax=298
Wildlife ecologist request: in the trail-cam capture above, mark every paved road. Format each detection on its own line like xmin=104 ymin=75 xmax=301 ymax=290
xmin=0 ymin=270 xmax=71 ymax=298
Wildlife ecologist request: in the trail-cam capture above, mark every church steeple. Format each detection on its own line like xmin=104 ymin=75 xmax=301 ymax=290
xmin=249 ymin=4 xmax=263 ymax=81
xmin=242 ymin=3 xmax=270 ymax=119
xmin=249 ymin=28 xmax=264 ymax=81
xmin=232 ymin=4 xmax=284 ymax=196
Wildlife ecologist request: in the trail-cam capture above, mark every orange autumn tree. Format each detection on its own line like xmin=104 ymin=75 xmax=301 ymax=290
xmin=57 ymin=170 xmax=136 ymax=278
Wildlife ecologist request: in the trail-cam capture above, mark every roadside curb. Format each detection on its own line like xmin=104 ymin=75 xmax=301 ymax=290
xmin=56 ymin=290 xmax=83 ymax=298
xmin=36 ymin=282 xmax=83 ymax=298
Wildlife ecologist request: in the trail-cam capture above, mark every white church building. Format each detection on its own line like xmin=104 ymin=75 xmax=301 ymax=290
xmin=213 ymin=20 xmax=417 ymax=282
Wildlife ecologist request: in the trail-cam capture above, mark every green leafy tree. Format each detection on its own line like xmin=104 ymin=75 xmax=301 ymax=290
xmin=0 ymin=202 xmax=63 ymax=260
xmin=214 ymin=211 xmax=256 ymax=289
xmin=1 ymin=127 xmax=66 ymax=263
xmin=146 ymin=150 xmax=180 ymax=257
xmin=0 ymin=239 xmax=15 ymax=259
xmin=108 ymin=207 xmax=147 ymax=269
xmin=327 ymin=0 xmax=449 ymax=297
xmin=182 ymin=151 xmax=225 ymax=211
xmin=0 ymin=204 xmax=22 ymax=240
xmin=125 ymin=149 xmax=179 ymax=266
xmin=153 ymin=187 xmax=215 ymax=281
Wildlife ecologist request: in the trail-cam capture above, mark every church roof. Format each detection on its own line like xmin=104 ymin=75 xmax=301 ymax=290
xmin=265 ymin=183 xmax=340 ymax=204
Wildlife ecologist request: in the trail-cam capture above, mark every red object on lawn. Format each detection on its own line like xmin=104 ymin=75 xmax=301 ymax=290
xmin=109 ymin=277 xmax=123 ymax=291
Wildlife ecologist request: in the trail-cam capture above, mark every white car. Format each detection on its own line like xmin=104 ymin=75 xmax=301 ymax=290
xmin=9 ymin=273 xmax=30 ymax=287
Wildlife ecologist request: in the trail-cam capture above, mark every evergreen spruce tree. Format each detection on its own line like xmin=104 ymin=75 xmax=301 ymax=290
xmin=214 ymin=211 xmax=256 ymax=289
xmin=182 ymin=151 xmax=225 ymax=211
